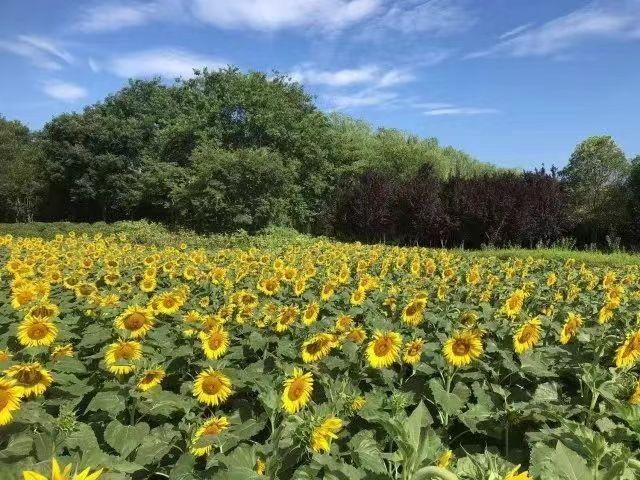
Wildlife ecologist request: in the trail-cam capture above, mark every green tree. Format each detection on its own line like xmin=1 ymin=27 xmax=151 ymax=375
xmin=561 ymin=135 xmax=630 ymax=243
xmin=0 ymin=117 xmax=46 ymax=221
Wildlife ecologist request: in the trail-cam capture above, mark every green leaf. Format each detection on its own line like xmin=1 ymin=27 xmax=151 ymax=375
xmin=349 ymin=431 xmax=386 ymax=474
xmin=0 ymin=433 xmax=33 ymax=460
xmin=545 ymin=442 xmax=591 ymax=480
xmin=86 ymin=391 xmax=126 ymax=415
xmin=134 ymin=424 xmax=180 ymax=466
xmin=429 ymin=379 xmax=465 ymax=416
xmin=104 ymin=420 xmax=150 ymax=458
xmin=533 ymin=382 xmax=559 ymax=403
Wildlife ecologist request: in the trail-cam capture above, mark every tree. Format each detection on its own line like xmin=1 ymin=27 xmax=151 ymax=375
xmin=561 ymin=136 xmax=630 ymax=244
xmin=0 ymin=117 xmax=46 ymax=221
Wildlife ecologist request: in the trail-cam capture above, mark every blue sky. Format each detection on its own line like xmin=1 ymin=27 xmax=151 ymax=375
xmin=1 ymin=0 xmax=639 ymax=169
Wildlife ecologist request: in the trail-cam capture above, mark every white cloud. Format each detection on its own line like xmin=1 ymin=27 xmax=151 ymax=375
xmin=325 ymin=89 xmax=399 ymax=109
xmin=42 ymin=80 xmax=88 ymax=101
xmin=469 ymin=0 xmax=640 ymax=58
xmin=88 ymin=57 xmax=101 ymax=72
xmin=292 ymin=64 xmax=414 ymax=88
xmin=499 ymin=22 xmax=533 ymax=40
xmin=106 ymin=48 xmax=227 ymax=78
xmin=190 ymin=0 xmax=380 ymax=31
xmin=379 ymin=0 xmax=474 ymax=35
xmin=424 ymin=106 xmax=499 ymax=116
xmin=74 ymin=1 xmax=183 ymax=33
xmin=0 ymin=35 xmax=73 ymax=70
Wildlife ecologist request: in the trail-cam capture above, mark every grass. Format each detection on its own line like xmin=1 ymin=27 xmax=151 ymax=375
xmin=1 ymin=221 xmax=638 ymax=266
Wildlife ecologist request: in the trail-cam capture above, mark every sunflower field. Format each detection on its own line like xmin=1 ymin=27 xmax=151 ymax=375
xmin=1 ymin=232 xmax=640 ymax=480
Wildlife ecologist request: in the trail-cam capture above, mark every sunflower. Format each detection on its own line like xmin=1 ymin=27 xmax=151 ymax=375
xmin=310 ymin=416 xmax=342 ymax=453
xmin=114 ymin=306 xmax=154 ymax=338
xmin=154 ymin=291 xmax=183 ymax=315
xmin=513 ymin=317 xmax=542 ymax=354
xmin=255 ymin=458 xmax=266 ymax=475
xmin=560 ymin=312 xmax=582 ymax=345
xmin=437 ymin=449 xmax=453 ymax=469
xmin=282 ymin=367 xmax=313 ymax=414
xmin=302 ymin=302 xmax=320 ymax=326
xmin=199 ymin=326 xmax=229 ymax=360
xmin=189 ymin=415 xmax=230 ymax=456
xmin=401 ymin=299 xmax=426 ymax=326
xmin=193 ymin=368 xmax=232 ymax=406
xmin=366 ymin=330 xmax=402 ymax=369
xmin=275 ymin=306 xmax=298 ymax=333
xmin=22 ymin=458 xmax=102 ymax=480
xmin=50 ymin=344 xmax=74 ymax=362
xmin=17 ymin=317 xmax=58 ymax=347
xmin=403 ymin=338 xmax=424 ymax=365
xmin=346 ymin=327 xmax=366 ymax=344
xmin=351 ymin=396 xmax=366 ymax=411
xmin=335 ymin=314 xmax=353 ymax=332
xmin=139 ymin=276 xmax=157 ymax=293
xmin=257 ymin=277 xmax=280 ymax=296
xmin=502 ymin=289 xmax=525 ymax=318
xmin=504 ymin=465 xmax=532 ymax=480
xmin=615 ymin=330 xmax=640 ymax=369
xmin=26 ymin=302 xmax=60 ymax=321
xmin=350 ymin=288 xmax=366 ymax=306
xmin=0 ymin=377 xmax=22 ymax=425
xmin=137 ymin=368 xmax=165 ymax=392
xmin=301 ymin=333 xmax=334 ymax=363
xmin=598 ymin=305 xmax=615 ymax=324
xmin=104 ymin=340 xmax=142 ymax=375
xmin=0 ymin=350 xmax=11 ymax=363
xmin=5 ymin=362 xmax=53 ymax=397
xmin=443 ymin=330 xmax=483 ymax=367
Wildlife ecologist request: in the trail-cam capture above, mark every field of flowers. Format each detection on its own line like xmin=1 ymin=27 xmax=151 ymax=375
xmin=1 ymin=231 xmax=640 ymax=480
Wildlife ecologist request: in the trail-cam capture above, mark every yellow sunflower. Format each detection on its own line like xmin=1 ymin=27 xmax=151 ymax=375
xmin=302 ymin=302 xmax=320 ymax=326
xmin=17 ymin=317 xmax=58 ymax=347
xmin=199 ymin=326 xmax=230 ymax=360
xmin=504 ymin=465 xmax=532 ymax=480
xmin=513 ymin=317 xmax=542 ymax=354
xmin=114 ymin=306 xmax=154 ymax=338
xmin=350 ymin=288 xmax=366 ymax=306
xmin=437 ymin=449 xmax=453 ymax=469
xmin=629 ymin=380 xmax=640 ymax=405
xmin=22 ymin=458 xmax=102 ymax=480
xmin=26 ymin=302 xmax=60 ymax=321
xmin=0 ymin=377 xmax=22 ymax=425
xmin=5 ymin=362 xmax=53 ymax=397
xmin=403 ymin=338 xmax=424 ymax=365
xmin=502 ymin=289 xmax=525 ymax=319
xmin=104 ymin=340 xmax=142 ymax=375
xmin=401 ymin=299 xmax=427 ymax=326
xmin=310 ymin=416 xmax=342 ymax=453
xmin=366 ymin=330 xmax=402 ymax=369
xmin=137 ymin=368 xmax=165 ymax=392
xmin=301 ymin=333 xmax=334 ymax=363
xmin=275 ymin=306 xmax=298 ymax=333
xmin=189 ymin=416 xmax=230 ymax=456
xmin=443 ymin=330 xmax=483 ymax=367
xmin=50 ymin=344 xmax=74 ymax=362
xmin=351 ymin=395 xmax=366 ymax=411
xmin=193 ymin=368 xmax=232 ymax=406
xmin=282 ymin=367 xmax=313 ymax=414
xmin=615 ymin=330 xmax=640 ymax=369
xmin=346 ymin=327 xmax=367 ymax=344
xmin=560 ymin=312 xmax=582 ymax=345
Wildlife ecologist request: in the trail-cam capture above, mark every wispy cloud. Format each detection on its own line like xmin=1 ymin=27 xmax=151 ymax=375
xmin=499 ymin=22 xmax=533 ymax=40
xmin=291 ymin=64 xmax=414 ymax=88
xmin=0 ymin=35 xmax=73 ymax=70
xmin=424 ymin=106 xmax=499 ymax=116
xmin=468 ymin=0 xmax=640 ymax=58
xmin=74 ymin=0 xmax=183 ymax=33
xmin=42 ymin=80 xmax=87 ymax=101
xmin=325 ymin=89 xmax=399 ymax=109
xmin=376 ymin=0 xmax=474 ymax=35
xmin=105 ymin=48 xmax=227 ymax=79
xmin=190 ymin=0 xmax=381 ymax=31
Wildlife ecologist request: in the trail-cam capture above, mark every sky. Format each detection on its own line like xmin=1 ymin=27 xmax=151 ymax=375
xmin=1 ymin=0 xmax=639 ymax=169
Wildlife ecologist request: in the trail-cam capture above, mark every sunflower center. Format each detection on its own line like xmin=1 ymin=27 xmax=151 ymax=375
xmin=163 ymin=297 xmax=176 ymax=308
xmin=203 ymin=424 xmax=223 ymax=435
xmin=28 ymin=323 xmax=49 ymax=340
xmin=202 ymin=376 xmax=222 ymax=394
xmin=208 ymin=334 xmax=223 ymax=350
xmin=452 ymin=339 xmax=471 ymax=356
xmin=287 ymin=378 xmax=306 ymax=400
xmin=518 ymin=326 xmax=535 ymax=343
xmin=30 ymin=306 xmax=52 ymax=318
xmin=125 ymin=313 xmax=147 ymax=330
xmin=374 ymin=338 xmax=393 ymax=356
xmin=305 ymin=341 xmax=323 ymax=355
xmin=0 ymin=390 xmax=10 ymax=409
xmin=116 ymin=344 xmax=136 ymax=360
xmin=17 ymin=368 xmax=43 ymax=386
xmin=408 ymin=344 xmax=421 ymax=356
xmin=406 ymin=304 xmax=418 ymax=316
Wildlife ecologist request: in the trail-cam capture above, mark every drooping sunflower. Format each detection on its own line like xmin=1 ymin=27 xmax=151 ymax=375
xmin=401 ymin=299 xmax=426 ymax=326
xmin=0 ymin=377 xmax=22 ymax=425
xmin=281 ymin=367 xmax=313 ymax=414
xmin=503 ymin=465 xmax=533 ymax=480
xmin=310 ymin=416 xmax=342 ymax=453
xmin=346 ymin=327 xmax=367 ymax=344
xmin=5 ymin=362 xmax=53 ymax=397
xmin=26 ymin=302 xmax=60 ymax=321
xmin=443 ymin=330 xmax=483 ymax=367
xmin=50 ymin=344 xmax=74 ymax=362
xmin=366 ymin=330 xmax=402 ymax=369
xmin=560 ymin=312 xmax=582 ymax=345
xmin=615 ymin=330 xmax=640 ymax=369
xmin=104 ymin=340 xmax=142 ymax=375
xmin=301 ymin=333 xmax=334 ymax=363
xmin=199 ymin=326 xmax=230 ymax=360
xmin=114 ymin=306 xmax=154 ymax=338
xmin=513 ymin=317 xmax=542 ymax=354
xmin=137 ymin=368 xmax=165 ymax=392
xmin=403 ymin=338 xmax=424 ymax=365
xmin=17 ymin=317 xmax=58 ymax=347
xmin=193 ymin=368 xmax=232 ymax=406
xmin=189 ymin=416 xmax=230 ymax=456
xmin=22 ymin=457 xmax=102 ymax=480
xmin=302 ymin=302 xmax=320 ymax=326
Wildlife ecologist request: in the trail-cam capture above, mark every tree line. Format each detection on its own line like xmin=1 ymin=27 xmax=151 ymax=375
xmin=0 ymin=67 xmax=638 ymax=249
